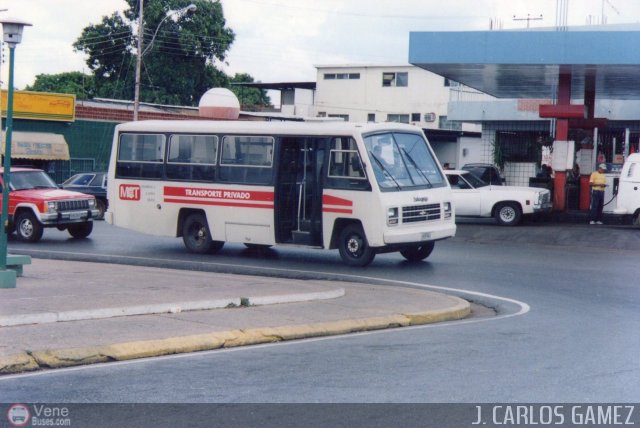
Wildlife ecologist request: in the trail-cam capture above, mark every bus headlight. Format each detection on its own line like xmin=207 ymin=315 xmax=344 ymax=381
xmin=443 ymin=202 xmax=452 ymax=219
xmin=387 ymin=207 xmax=399 ymax=226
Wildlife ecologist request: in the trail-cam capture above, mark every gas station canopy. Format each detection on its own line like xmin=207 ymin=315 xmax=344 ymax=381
xmin=409 ymin=27 xmax=640 ymax=100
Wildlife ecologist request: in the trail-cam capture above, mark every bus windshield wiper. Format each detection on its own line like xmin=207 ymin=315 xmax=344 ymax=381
xmin=401 ymin=148 xmax=433 ymax=188
xmin=369 ymin=151 xmax=401 ymax=190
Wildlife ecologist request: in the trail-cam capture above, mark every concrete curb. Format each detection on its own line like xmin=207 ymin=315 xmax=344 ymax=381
xmin=0 ymin=298 xmax=470 ymax=375
xmin=0 ymin=288 xmax=346 ymax=328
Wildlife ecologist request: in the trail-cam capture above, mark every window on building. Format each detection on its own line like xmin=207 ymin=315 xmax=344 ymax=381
xmin=411 ymin=113 xmax=421 ymax=122
xmin=324 ymin=73 xmax=360 ymax=80
xmin=328 ymin=114 xmax=349 ymax=121
xmin=367 ymin=113 xmax=376 ymax=122
xmin=495 ymin=131 xmax=541 ymax=163
xmin=444 ymin=78 xmax=460 ymax=87
xmin=387 ymin=114 xmax=410 ymax=124
xmin=382 ymin=72 xmax=408 ymax=87
xmin=439 ymin=115 xmax=462 ymax=131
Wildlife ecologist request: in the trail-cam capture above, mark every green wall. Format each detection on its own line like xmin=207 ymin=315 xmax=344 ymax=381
xmin=12 ymin=118 xmax=118 ymax=181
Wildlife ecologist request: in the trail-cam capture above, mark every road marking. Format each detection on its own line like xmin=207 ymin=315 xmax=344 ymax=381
xmin=0 ymin=250 xmax=530 ymax=381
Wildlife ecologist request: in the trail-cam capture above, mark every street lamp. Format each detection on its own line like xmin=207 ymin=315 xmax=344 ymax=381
xmin=133 ymin=2 xmax=197 ymax=121
xmin=0 ymin=17 xmax=31 ymax=288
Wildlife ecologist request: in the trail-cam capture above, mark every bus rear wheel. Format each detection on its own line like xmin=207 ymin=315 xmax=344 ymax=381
xmin=400 ymin=242 xmax=435 ymax=262
xmin=338 ymin=224 xmax=375 ymax=267
xmin=182 ymin=214 xmax=224 ymax=254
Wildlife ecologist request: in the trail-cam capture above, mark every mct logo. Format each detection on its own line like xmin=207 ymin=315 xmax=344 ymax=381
xmin=119 ymin=184 xmax=141 ymax=201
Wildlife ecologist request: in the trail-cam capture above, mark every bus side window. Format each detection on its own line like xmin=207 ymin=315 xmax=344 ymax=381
xmin=166 ymin=134 xmax=217 ymax=181
xmin=325 ymin=137 xmax=370 ymax=191
xmin=116 ymin=133 xmax=166 ymax=179
xmin=219 ymin=136 xmax=274 ymax=184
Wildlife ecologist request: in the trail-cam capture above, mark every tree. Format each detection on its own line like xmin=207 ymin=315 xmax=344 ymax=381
xmin=73 ymin=0 xmax=235 ymax=106
xmin=25 ymin=72 xmax=96 ymax=100
xmin=229 ymin=73 xmax=272 ymax=110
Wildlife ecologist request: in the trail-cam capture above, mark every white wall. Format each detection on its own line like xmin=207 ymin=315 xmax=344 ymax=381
xmin=458 ymin=136 xmax=489 ymax=167
xmin=314 ymin=65 xmax=451 ymax=128
xmin=431 ymin=142 xmax=458 ymax=168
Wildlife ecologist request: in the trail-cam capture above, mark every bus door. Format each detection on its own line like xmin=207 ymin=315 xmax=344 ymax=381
xmin=275 ymin=137 xmax=325 ymax=246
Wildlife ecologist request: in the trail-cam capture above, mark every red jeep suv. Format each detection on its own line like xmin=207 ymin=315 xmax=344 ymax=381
xmin=0 ymin=167 xmax=100 ymax=242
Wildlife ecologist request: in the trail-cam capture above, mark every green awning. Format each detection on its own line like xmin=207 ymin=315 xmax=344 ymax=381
xmin=1 ymin=131 xmax=70 ymax=160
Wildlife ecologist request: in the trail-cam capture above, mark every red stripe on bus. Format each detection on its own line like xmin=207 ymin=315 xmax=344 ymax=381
xmin=164 ymin=186 xmax=274 ymax=202
xmin=323 ymin=207 xmax=353 ymax=214
xmin=164 ymin=198 xmax=273 ymax=209
xmin=322 ymin=194 xmax=353 ymax=207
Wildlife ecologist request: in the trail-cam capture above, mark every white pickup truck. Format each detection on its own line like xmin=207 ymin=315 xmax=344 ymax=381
xmin=613 ymin=153 xmax=640 ymax=226
xmin=445 ymin=170 xmax=552 ymax=226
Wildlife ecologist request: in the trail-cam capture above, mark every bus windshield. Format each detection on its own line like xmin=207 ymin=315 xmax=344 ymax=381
xmin=364 ymin=131 xmax=446 ymax=190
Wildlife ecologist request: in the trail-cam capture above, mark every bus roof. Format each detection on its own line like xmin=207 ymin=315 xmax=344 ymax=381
xmin=113 ymin=120 xmax=425 ymax=136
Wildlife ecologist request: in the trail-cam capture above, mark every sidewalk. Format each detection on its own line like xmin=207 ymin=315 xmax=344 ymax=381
xmin=0 ymin=259 xmax=470 ymax=375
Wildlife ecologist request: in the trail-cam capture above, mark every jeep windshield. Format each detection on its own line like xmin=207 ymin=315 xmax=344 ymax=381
xmin=7 ymin=170 xmax=58 ymax=191
xmin=364 ymin=131 xmax=446 ymax=191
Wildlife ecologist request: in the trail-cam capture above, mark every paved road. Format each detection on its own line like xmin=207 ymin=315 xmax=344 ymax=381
xmin=1 ymin=221 xmax=638 ymax=406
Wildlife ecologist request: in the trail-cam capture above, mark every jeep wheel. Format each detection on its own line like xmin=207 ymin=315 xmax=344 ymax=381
xmin=68 ymin=222 xmax=93 ymax=239
xmin=15 ymin=211 xmax=44 ymax=243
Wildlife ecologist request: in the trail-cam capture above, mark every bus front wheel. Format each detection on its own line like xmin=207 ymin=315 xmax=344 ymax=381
xmin=182 ymin=214 xmax=224 ymax=254
xmin=338 ymin=224 xmax=375 ymax=267
xmin=399 ymin=242 xmax=434 ymax=262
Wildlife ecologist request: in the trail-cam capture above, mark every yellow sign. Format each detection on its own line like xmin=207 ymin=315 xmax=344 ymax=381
xmin=1 ymin=90 xmax=76 ymax=122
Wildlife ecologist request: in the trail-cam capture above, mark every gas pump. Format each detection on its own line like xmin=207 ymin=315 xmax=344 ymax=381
xmin=603 ymin=163 xmax=622 ymax=213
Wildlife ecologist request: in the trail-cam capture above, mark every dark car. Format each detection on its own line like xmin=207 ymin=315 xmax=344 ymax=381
xmin=62 ymin=172 xmax=108 ymax=219
xmin=462 ymin=163 xmax=505 ymax=186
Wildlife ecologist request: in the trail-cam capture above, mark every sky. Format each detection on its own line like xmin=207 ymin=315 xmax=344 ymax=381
xmin=0 ymin=0 xmax=639 ymax=95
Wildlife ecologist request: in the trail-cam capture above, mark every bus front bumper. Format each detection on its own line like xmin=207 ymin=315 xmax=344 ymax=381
xmin=382 ymin=222 xmax=456 ymax=245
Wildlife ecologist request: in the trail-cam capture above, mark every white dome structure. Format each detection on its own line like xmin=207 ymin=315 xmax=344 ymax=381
xmin=198 ymin=88 xmax=240 ymax=120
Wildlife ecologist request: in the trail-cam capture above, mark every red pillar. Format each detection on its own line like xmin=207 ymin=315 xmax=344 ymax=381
xmin=579 ymin=175 xmax=591 ymax=210
xmin=579 ymin=72 xmax=597 ymax=211
xmin=553 ymin=71 xmax=571 ymax=211
xmin=553 ymin=71 xmax=572 ymax=211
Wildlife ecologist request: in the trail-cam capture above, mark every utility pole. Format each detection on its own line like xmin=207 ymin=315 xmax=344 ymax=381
xmin=133 ymin=0 xmax=144 ymax=121
xmin=513 ymin=14 xmax=543 ymax=28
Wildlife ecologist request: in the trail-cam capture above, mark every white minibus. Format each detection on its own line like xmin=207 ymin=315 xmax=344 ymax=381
xmin=106 ymin=120 xmax=455 ymax=266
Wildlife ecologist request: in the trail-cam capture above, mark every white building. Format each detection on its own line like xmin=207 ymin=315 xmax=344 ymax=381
xmin=313 ymin=64 xmax=485 ymax=132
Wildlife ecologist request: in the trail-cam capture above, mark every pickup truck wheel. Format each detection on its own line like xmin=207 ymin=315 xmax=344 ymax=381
xmin=15 ymin=211 xmax=44 ymax=243
xmin=182 ymin=213 xmax=224 ymax=254
xmin=400 ymin=242 xmax=435 ymax=262
xmin=495 ymin=202 xmax=522 ymax=226
xmin=68 ymin=222 xmax=93 ymax=239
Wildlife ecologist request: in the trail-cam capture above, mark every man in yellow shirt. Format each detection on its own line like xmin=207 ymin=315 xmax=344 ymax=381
xmin=589 ymin=163 xmax=608 ymax=225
